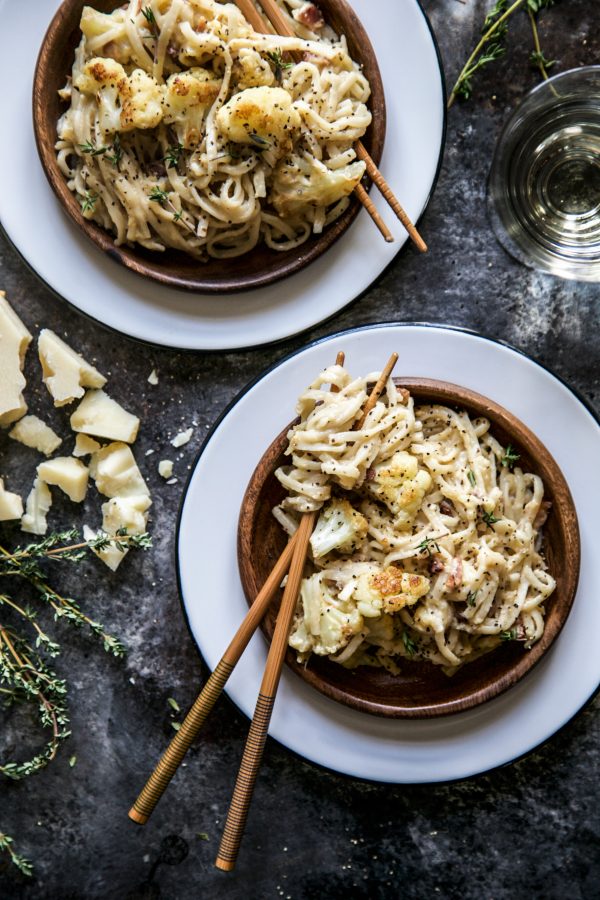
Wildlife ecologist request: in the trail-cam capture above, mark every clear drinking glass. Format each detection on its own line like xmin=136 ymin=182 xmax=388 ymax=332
xmin=488 ymin=66 xmax=600 ymax=282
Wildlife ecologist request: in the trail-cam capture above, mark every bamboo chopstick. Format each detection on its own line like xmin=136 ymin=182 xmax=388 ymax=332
xmin=214 ymin=511 xmax=316 ymax=871
xmin=128 ymin=352 xmax=345 ymax=824
xmin=239 ymin=0 xmax=428 ymax=251
xmin=128 ymin=532 xmax=298 ymax=825
xmin=214 ymin=351 xmax=398 ymax=871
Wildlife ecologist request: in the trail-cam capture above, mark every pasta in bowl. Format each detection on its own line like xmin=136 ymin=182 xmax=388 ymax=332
xmin=238 ymin=366 xmax=580 ymax=718
xmin=33 ymin=0 xmax=385 ymax=292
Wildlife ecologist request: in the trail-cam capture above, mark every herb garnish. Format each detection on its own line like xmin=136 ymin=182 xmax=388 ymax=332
xmin=79 ymin=140 xmax=107 ymax=157
xmin=0 ymin=530 xmax=150 ymax=876
xmin=481 ymin=509 xmax=500 ymax=526
xmin=141 ymin=5 xmax=159 ymax=37
xmin=266 ymin=50 xmax=293 ymax=81
xmin=447 ymin=0 xmax=556 ymax=108
xmin=164 ymin=143 xmax=184 ymax=169
xmin=501 ymin=444 xmax=520 ymax=469
xmin=467 ymin=469 xmax=476 ymax=487
xmin=79 ymin=191 xmax=98 ymax=213
xmin=249 ymin=132 xmax=271 ymax=150
xmin=402 ymin=630 xmax=418 ymax=656
xmin=105 ymin=134 xmax=123 ymax=168
xmin=149 ymin=187 xmax=195 ymax=232
xmin=500 ymin=629 xmax=517 ymax=641
xmin=466 ymin=590 xmax=478 ymax=607
xmin=417 ymin=536 xmax=440 ymax=556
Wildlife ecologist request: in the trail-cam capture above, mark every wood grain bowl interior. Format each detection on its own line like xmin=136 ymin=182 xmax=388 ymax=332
xmin=32 ymin=0 xmax=386 ymax=293
xmin=238 ymin=378 xmax=581 ymax=718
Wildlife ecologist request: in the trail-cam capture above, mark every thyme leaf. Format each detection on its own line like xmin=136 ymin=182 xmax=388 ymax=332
xmin=501 ymin=444 xmax=520 ymax=469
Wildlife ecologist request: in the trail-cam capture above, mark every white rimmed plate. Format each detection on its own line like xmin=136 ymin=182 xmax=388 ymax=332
xmin=0 ymin=0 xmax=444 ymax=351
xmin=177 ymin=324 xmax=600 ymax=783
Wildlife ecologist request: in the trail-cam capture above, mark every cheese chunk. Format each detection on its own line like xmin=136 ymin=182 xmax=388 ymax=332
xmin=38 ymin=329 xmax=106 ymax=407
xmin=170 ymin=428 xmax=193 ymax=448
xmin=0 ymin=291 xmax=32 ymax=426
xmin=73 ymin=433 xmax=102 ymax=458
xmin=89 ymin=442 xmax=150 ymax=500
xmin=158 ymin=459 xmax=173 ymax=479
xmin=9 ymin=415 xmax=62 ymax=457
xmin=0 ymin=477 xmax=23 ymax=521
xmin=21 ymin=478 xmax=52 ymax=535
xmin=37 ymin=457 xmax=89 ymax=503
xmin=70 ymin=390 xmax=139 ymax=443
xmin=85 ymin=495 xmax=149 ymax=572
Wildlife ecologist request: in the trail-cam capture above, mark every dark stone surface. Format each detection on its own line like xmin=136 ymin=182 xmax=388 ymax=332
xmin=1 ymin=1 xmax=599 ymax=897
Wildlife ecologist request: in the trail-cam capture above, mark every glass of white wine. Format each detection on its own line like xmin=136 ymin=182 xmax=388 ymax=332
xmin=488 ymin=66 xmax=600 ymax=282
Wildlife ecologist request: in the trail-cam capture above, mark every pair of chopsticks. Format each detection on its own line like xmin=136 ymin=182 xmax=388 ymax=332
xmin=128 ymin=350 xmax=399 ymax=871
xmin=235 ymin=0 xmax=427 ymax=252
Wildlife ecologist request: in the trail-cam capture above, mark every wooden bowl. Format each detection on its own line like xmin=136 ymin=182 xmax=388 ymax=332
xmin=238 ymin=379 xmax=581 ymax=718
xmin=33 ymin=0 xmax=386 ymax=294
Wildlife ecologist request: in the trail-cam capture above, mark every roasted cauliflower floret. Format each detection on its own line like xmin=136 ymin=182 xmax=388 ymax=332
xmin=232 ymin=48 xmax=275 ymax=90
xmin=289 ymin=573 xmax=363 ymax=657
xmin=74 ymin=58 xmax=164 ymax=134
xmin=80 ymin=6 xmax=133 ymax=64
xmin=163 ymin=68 xmax=222 ymax=148
xmin=310 ymin=498 xmax=368 ymax=559
xmin=215 ymin=86 xmax=301 ymax=154
xmin=353 ymin=564 xmax=430 ymax=616
xmin=271 ymin=158 xmax=365 ymax=217
xmin=365 ymin=450 xmax=432 ymax=527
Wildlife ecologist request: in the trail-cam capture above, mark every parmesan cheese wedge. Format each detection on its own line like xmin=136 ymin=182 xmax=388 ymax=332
xmin=0 ymin=291 xmax=32 ymax=427
xmin=70 ymin=390 xmax=140 ymax=444
xmin=0 ymin=477 xmax=24 ymax=520
xmin=37 ymin=457 xmax=89 ymax=503
xmin=9 ymin=415 xmax=62 ymax=457
xmin=38 ymin=329 xmax=106 ymax=407
xmin=73 ymin=433 xmax=102 ymax=458
xmin=89 ymin=442 xmax=150 ymax=499
xmin=21 ymin=478 xmax=52 ymax=535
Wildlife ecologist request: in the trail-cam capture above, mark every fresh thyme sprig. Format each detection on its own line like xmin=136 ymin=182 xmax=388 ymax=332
xmin=481 ymin=509 xmax=501 ymax=526
xmin=402 ymin=630 xmax=418 ymax=656
xmin=79 ymin=191 xmax=98 ymax=214
xmin=0 ymin=833 xmax=33 ymax=878
xmin=448 ymin=0 xmax=556 ymax=108
xmin=417 ymin=536 xmax=441 ymax=556
xmin=78 ymin=140 xmax=107 ymax=157
xmin=266 ymin=50 xmax=293 ymax=81
xmin=149 ymin=187 xmax=196 ymax=233
xmin=501 ymin=444 xmax=520 ymax=469
xmin=0 ymin=530 xmax=151 ymax=876
xmin=141 ymin=5 xmax=159 ymax=38
xmin=164 ymin=143 xmax=184 ymax=169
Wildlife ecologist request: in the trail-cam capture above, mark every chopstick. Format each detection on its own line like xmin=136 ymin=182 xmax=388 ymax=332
xmin=237 ymin=0 xmax=427 ymax=252
xmin=128 ymin=532 xmax=298 ymax=824
xmin=215 ymin=350 xmax=398 ymax=871
xmin=128 ymin=351 xmax=345 ymax=825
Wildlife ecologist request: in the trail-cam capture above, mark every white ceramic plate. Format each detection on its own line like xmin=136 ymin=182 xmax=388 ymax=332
xmin=178 ymin=324 xmax=600 ymax=783
xmin=0 ymin=0 xmax=444 ymax=351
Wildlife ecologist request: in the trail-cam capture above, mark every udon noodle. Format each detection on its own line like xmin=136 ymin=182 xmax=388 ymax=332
xmin=273 ymin=365 xmax=556 ymax=674
xmin=55 ymin=0 xmax=372 ymax=259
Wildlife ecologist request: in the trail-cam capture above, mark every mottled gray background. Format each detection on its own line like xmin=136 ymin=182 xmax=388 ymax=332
xmin=1 ymin=1 xmax=599 ymax=897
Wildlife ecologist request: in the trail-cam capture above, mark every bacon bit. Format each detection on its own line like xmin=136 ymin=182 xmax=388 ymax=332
xmin=446 ymin=557 xmax=463 ymax=589
xmin=533 ymin=500 xmax=552 ymax=530
xmin=397 ymin=388 xmax=410 ymax=404
xmin=514 ymin=621 xmax=527 ymax=641
xmin=294 ymin=2 xmax=325 ymax=30
xmin=147 ymin=162 xmax=167 ymax=178
xmin=167 ymin=43 xmax=180 ymax=61
xmin=301 ymin=51 xmax=327 ymax=68
xmin=194 ymin=16 xmax=207 ymax=32
xmin=136 ymin=0 xmax=142 ymax=13
xmin=365 ymin=466 xmax=376 ymax=483
xmin=429 ymin=557 xmax=444 ymax=575
xmin=439 ymin=499 xmax=455 ymax=517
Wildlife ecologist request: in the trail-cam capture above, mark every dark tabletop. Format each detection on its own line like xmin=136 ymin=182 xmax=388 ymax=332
xmin=1 ymin=1 xmax=599 ymax=897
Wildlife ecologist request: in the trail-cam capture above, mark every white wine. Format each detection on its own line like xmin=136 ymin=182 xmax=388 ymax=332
xmin=488 ymin=67 xmax=600 ymax=282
